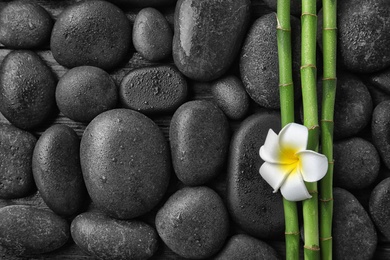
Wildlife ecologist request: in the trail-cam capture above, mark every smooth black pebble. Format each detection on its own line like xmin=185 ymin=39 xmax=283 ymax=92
xmin=0 ymin=50 xmax=57 ymax=130
xmin=211 ymin=75 xmax=250 ymax=120
xmin=372 ymin=100 xmax=390 ymax=169
xmin=119 ymin=65 xmax=187 ymax=114
xmin=50 ymin=0 xmax=132 ymax=71
xmin=56 ymin=66 xmax=118 ymax=122
xmin=71 ymin=211 xmax=159 ymax=260
xmin=333 ymin=188 xmax=377 ymax=260
xmin=173 ymin=0 xmax=250 ymax=81
xmin=0 ymin=1 xmax=53 ymax=49
xmin=369 ymin=177 xmax=390 ymax=240
xmin=133 ymin=7 xmax=172 ymax=61
xmin=227 ymin=112 xmax=285 ymax=239
xmin=80 ymin=109 xmax=171 ymax=219
xmin=169 ymin=100 xmax=230 ymax=186
xmin=155 ymin=186 xmax=229 ymax=259
xmin=0 ymin=123 xmax=36 ymax=199
xmin=0 ymin=205 xmax=69 ymax=256
xmin=32 ymin=124 xmax=87 ymax=216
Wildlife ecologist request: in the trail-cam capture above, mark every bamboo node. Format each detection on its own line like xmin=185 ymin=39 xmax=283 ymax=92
xmin=285 ymin=231 xmax=300 ymax=235
xmin=320 ymin=236 xmax=333 ymax=241
xmin=300 ymin=64 xmax=317 ymax=70
xmin=301 ymin=12 xmax=318 ymax=18
xmin=321 ymin=119 xmax=334 ymax=123
xmin=308 ymin=190 xmax=318 ymax=195
xmin=276 ymin=15 xmax=291 ymax=32
xmin=319 ymin=197 xmax=334 ymax=202
xmin=304 ymin=245 xmax=320 ymax=251
xmin=279 ymin=82 xmax=293 ymax=87
xmin=322 ymin=77 xmax=337 ymax=81
xmin=323 ymin=27 xmax=338 ymax=30
xmin=328 ymin=159 xmax=335 ymax=165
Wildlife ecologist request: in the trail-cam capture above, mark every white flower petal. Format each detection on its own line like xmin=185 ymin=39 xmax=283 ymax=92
xmin=297 ymin=150 xmax=328 ymax=182
xmin=259 ymin=129 xmax=282 ymax=163
xmin=259 ymin=162 xmax=294 ymax=192
xmin=279 ymin=123 xmax=308 ymax=154
xmin=280 ymin=169 xmax=312 ymax=201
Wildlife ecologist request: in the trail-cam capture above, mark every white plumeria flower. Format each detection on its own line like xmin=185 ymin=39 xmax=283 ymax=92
xmin=259 ymin=123 xmax=328 ymax=201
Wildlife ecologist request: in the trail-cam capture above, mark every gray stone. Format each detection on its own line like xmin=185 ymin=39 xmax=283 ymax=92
xmin=169 ymin=100 xmax=229 ymax=186
xmin=227 ymin=112 xmax=285 ymax=239
xmin=173 ymin=0 xmax=250 ymax=81
xmin=80 ymin=109 xmax=171 ymax=219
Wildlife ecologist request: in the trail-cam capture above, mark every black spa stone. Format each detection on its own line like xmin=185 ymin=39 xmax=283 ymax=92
xmin=0 ymin=205 xmax=69 ymax=256
xmin=367 ymin=67 xmax=390 ymax=95
xmin=227 ymin=112 xmax=285 ymax=240
xmin=369 ymin=177 xmax=390 ymax=240
xmin=333 ymin=72 xmax=372 ymax=140
xmin=173 ymin=0 xmax=250 ymax=81
xmin=0 ymin=50 xmax=57 ymax=130
xmin=337 ymin=0 xmax=390 ymax=73
xmin=240 ymin=13 xmax=301 ymax=109
xmin=133 ymin=8 xmax=172 ymax=61
xmin=213 ymin=234 xmax=280 ymax=260
xmin=71 ymin=211 xmax=159 ymax=260
xmin=32 ymin=125 xmax=87 ymax=217
xmin=50 ymin=0 xmax=131 ymax=71
xmin=155 ymin=186 xmax=229 ymax=259
xmin=56 ymin=66 xmax=118 ymax=123
xmin=211 ymin=75 xmax=250 ymax=120
xmin=119 ymin=65 xmax=187 ymax=114
xmin=80 ymin=109 xmax=170 ymax=219
xmin=0 ymin=1 xmax=53 ymax=49
xmin=169 ymin=100 xmax=230 ymax=186
xmin=333 ymin=188 xmax=377 ymax=260
xmin=334 ymin=137 xmax=380 ymax=190
xmin=0 ymin=124 xmax=36 ymax=199
xmin=372 ymin=100 xmax=390 ymax=169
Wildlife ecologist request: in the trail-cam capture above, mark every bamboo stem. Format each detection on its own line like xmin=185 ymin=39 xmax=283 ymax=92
xmin=301 ymin=0 xmax=320 ymax=259
xmin=276 ymin=1 xmax=300 ymax=259
xmin=320 ymin=0 xmax=337 ymax=259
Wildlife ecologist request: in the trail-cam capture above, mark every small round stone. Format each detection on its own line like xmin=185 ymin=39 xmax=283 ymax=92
xmin=173 ymin=0 xmax=250 ymax=81
xmin=71 ymin=211 xmax=159 ymax=260
xmin=32 ymin=125 xmax=87 ymax=216
xmin=333 ymin=72 xmax=372 ymax=139
xmin=211 ymin=75 xmax=250 ymax=120
xmin=56 ymin=66 xmax=118 ymax=122
xmin=337 ymin=0 xmax=390 ymax=73
xmin=369 ymin=177 xmax=390 ymax=240
xmin=155 ymin=186 xmax=229 ymax=259
xmin=227 ymin=112 xmax=285 ymax=239
xmin=133 ymin=7 xmax=172 ymax=61
xmin=0 ymin=1 xmax=53 ymax=49
xmin=333 ymin=188 xmax=377 ymax=260
xmin=0 ymin=50 xmax=57 ymax=130
xmin=80 ymin=109 xmax=170 ymax=219
xmin=50 ymin=0 xmax=132 ymax=70
xmin=240 ymin=13 xmax=301 ymax=108
xmin=169 ymin=100 xmax=230 ymax=186
xmin=334 ymin=137 xmax=380 ymax=189
xmin=0 ymin=205 xmax=70 ymax=256
xmin=119 ymin=65 xmax=187 ymax=114
xmin=0 ymin=124 xmax=36 ymax=199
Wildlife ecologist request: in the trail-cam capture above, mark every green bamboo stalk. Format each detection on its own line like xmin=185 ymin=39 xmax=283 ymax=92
xmin=320 ymin=0 xmax=337 ymax=259
xmin=300 ymin=0 xmax=320 ymax=259
xmin=276 ymin=1 xmax=300 ymax=259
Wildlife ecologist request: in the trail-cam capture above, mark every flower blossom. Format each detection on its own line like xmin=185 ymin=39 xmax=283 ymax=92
xmin=259 ymin=123 xmax=328 ymax=201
